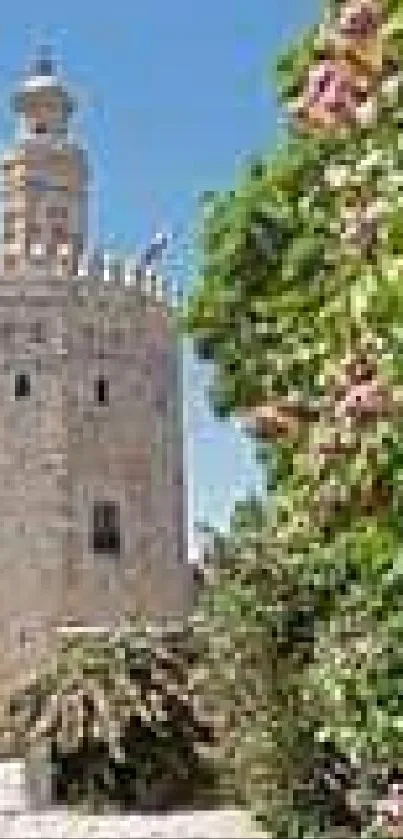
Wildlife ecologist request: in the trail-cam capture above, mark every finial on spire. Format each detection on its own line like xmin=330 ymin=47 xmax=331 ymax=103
xmin=30 ymin=43 xmax=55 ymax=78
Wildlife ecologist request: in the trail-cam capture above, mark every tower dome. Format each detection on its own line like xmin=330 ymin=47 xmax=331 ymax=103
xmin=11 ymin=44 xmax=75 ymax=123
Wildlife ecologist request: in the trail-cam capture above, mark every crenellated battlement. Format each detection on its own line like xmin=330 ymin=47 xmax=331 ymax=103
xmin=75 ymin=247 xmax=166 ymax=303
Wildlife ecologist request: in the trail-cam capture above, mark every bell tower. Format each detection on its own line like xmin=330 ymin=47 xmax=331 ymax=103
xmin=2 ymin=45 xmax=88 ymax=274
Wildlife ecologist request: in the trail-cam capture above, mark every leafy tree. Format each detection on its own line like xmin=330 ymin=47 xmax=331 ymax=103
xmin=182 ymin=0 xmax=403 ymax=835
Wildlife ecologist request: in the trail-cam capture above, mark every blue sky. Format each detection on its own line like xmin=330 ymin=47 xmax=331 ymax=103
xmin=0 ymin=0 xmax=319 ymax=545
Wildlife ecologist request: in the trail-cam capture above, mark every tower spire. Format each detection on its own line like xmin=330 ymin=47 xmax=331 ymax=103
xmin=2 ymin=48 xmax=88 ymax=273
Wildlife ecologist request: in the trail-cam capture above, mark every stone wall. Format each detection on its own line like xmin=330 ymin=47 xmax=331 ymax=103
xmin=0 ymin=265 xmax=192 ymax=701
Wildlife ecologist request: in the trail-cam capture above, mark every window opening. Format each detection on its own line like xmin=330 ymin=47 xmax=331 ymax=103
xmin=92 ymin=501 xmax=121 ymax=556
xmin=2 ymin=322 xmax=14 ymax=342
xmin=15 ymin=371 xmax=30 ymax=399
xmin=31 ymin=320 xmax=45 ymax=343
xmin=47 ymin=206 xmax=68 ymax=219
xmin=95 ymin=376 xmax=108 ymax=405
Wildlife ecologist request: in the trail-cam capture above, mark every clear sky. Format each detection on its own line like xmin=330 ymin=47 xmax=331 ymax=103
xmin=0 ymin=0 xmax=319 ymax=546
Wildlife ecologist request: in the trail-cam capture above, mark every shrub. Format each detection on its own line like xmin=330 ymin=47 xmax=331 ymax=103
xmin=5 ymin=616 xmax=220 ymax=812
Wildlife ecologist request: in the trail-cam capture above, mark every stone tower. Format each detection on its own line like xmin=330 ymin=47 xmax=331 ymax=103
xmin=0 ymin=48 xmax=192 ymax=698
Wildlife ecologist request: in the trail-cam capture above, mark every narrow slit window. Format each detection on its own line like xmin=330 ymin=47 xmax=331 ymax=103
xmin=92 ymin=501 xmax=121 ymax=556
xmin=15 ymin=372 xmax=30 ymax=400
xmin=31 ymin=320 xmax=45 ymax=343
xmin=2 ymin=322 xmax=14 ymax=343
xmin=95 ymin=376 xmax=108 ymax=405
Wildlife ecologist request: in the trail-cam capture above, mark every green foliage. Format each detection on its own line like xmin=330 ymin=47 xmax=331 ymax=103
xmin=180 ymin=0 xmax=403 ymax=836
xmin=274 ymin=25 xmax=320 ymax=106
xmin=6 ymin=618 xmax=220 ymax=811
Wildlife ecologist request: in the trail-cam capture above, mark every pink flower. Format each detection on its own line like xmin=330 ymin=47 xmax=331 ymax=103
xmin=337 ymin=378 xmax=384 ymax=419
xmin=339 ymin=0 xmax=381 ymax=40
xmin=304 ymin=60 xmax=365 ymax=126
xmin=377 ymin=783 xmax=403 ymax=837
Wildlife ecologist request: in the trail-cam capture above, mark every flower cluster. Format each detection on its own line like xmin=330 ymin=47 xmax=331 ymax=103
xmin=376 ymin=782 xmax=403 ymax=838
xmin=293 ymin=0 xmax=382 ymax=131
xmin=338 ymin=0 xmax=382 ymax=40
xmin=302 ymin=58 xmax=370 ymax=128
xmin=334 ymin=356 xmax=388 ymax=422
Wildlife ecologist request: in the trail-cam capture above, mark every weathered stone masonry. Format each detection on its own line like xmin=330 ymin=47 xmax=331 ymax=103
xmin=0 ymin=47 xmax=192 ymax=700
